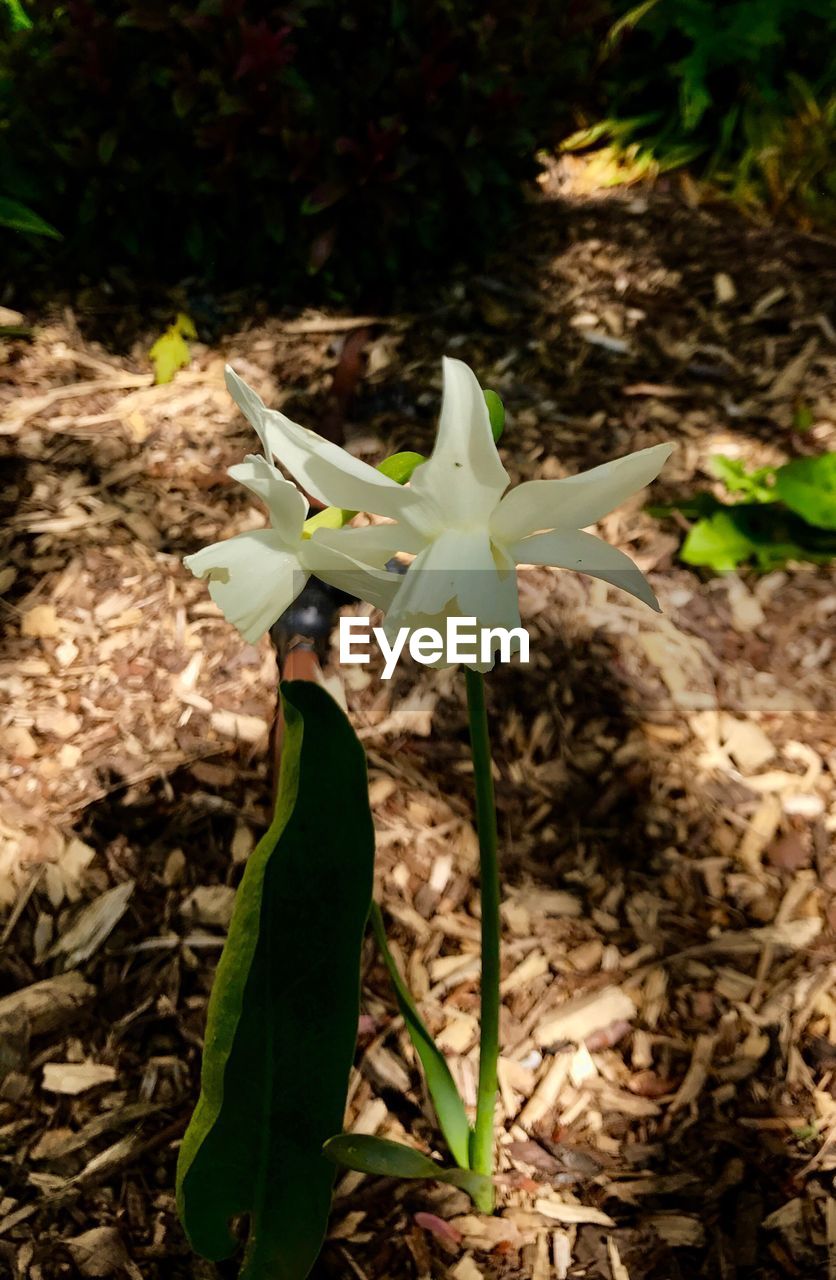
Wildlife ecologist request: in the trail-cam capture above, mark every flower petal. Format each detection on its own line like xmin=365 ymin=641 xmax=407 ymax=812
xmin=511 ymin=528 xmax=661 ymax=610
xmin=184 ymin=529 xmax=307 ymax=641
xmin=491 ymin=443 xmax=673 ymax=544
xmin=385 ymin=529 xmax=520 ymax=636
xmin=309 ymin=521 xmax=423 ymax=567
xmin=228 ymin=454 xmax=309 ymax=543
xmin=300 ymin=538 xmax=402 ymax=613
xmin=406 ymin=357 xmax=509 ymax=535
xmin=225 ymin=366 xmax=417 ymax=520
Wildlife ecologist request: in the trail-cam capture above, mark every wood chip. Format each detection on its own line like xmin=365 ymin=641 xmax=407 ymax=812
xmin=534 ymin=1197 xmax=615 ymax=1227
xmin=48 ymin=881 xmax=135 ymax=966
xmin=519 ymin=1052 xmax=572 ymax=1128
xmin=21 ymin=604 xmax=62 ymax=638
xmin=179 ymin=884 xmax=236 ymax=929
xmin=647 ymin=1214 xmax=705 ymax=1247
xmin=210 ymin=709 xmax=269 ymax=743
xmin=0 ymin=972 xmax=96 ymax=1038
xmin=722 ymin=716 xmax=776 ymax=773
xmin=65 ymin=1227 xmax=142 ymax=1279
xmin=42 ymin=1062 xmax=117 ymax=1096
xmin=535 ymin=986 xmax=637 ymax=1048
xmin=450 ymin=1255 xmax=485 ymax=1280
xmin=714 ymin=272 xmax=737 ymax=304
xmin=669 ymin=1034 xmax=716 ymax=1112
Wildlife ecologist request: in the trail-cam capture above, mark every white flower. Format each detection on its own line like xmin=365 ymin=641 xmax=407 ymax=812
xmin=184 ymin=453 xmax=399 ymax=643
xmin=224 ymin=358 xmax=673 ymax=664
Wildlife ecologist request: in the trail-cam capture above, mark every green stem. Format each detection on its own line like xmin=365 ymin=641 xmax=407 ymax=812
xmin=465 ymin=668 xmax=500 ymax=1213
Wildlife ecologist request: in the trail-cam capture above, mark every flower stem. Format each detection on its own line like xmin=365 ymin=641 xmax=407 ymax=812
xmin=465 ymin=668 xmax=500 ymax=1213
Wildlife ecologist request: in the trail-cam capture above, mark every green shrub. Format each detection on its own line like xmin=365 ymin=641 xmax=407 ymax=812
xmin=567 ymin=0 xmax=836 ymax=224
xmin=0 ymin=0 xmax=602 ymax=299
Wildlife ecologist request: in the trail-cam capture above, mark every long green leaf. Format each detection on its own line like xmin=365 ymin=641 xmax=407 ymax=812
xmin=323 ymin=1133 xmax=490 ymax=1202
xmin=370 ymin=903 xmax=472 ymax=1169
xmin=0 ymin=196 xmax=61 ymax=239
xmin=177 ymin=681 xmax=376 ymax=1279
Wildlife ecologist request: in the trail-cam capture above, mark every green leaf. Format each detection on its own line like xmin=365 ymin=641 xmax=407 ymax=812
xmin=1 ymin=0 xmax=32 ymax=31
xmin=323 ymin=1134 xmax=491 ymax=1202
xmin=710 ymin=455 xmax=776 ymax=502
xmin=678 ymin=503 xmax=836 ymax=572
xmin=176 ymin=311 xmax=198 ymax=340
xmin=149 ymin=327 xmax=190 ymax=384
xmin=774 ymin=454 xmax=836 ymax=530
xmin=483 ymin=390 xmax=505 ymax=443
xmin=149 ymin=316 xmax=195 ymax=385
xmin=680 ymin=512 xmax=758 ymax=570
xmin=370 ymin=904 xmax=471 ymax=1169
xmin=177 ymin=681 xmax=376 ymax=1279
xmin=601 ymin=0 xmax=663 ymax=57
xmin=0 ymin=196 xmax=62 ymax=240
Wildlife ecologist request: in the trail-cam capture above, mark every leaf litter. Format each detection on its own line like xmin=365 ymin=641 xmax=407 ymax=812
xmin=0 ymin=159 xmax=834 ymax=1278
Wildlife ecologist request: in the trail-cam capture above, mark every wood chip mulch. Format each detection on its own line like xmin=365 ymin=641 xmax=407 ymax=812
xmin=1 ymin=166 xmax=835 ymax=1279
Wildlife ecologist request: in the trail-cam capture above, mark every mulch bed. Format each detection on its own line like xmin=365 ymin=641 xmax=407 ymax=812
xmin=1 ymin=165 xmax=835 ymax=1279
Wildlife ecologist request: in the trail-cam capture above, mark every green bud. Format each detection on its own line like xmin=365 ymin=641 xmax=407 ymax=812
xmin=376 ymin=450 xmax=426 ymax=484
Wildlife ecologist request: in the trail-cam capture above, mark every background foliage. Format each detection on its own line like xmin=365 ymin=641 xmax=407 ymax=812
xmin=576 ymin=0 xmax=836 ymax=226
xmin=0 ymin=0 xmax=599 ymax=299
xmin=2 ymin=0 xmax=834 ymax=300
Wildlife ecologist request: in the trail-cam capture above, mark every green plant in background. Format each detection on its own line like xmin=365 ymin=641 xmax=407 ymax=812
xmin=566 ymin=0 xmax=836 ymax=225
xmin=4 ymin=0 xmax=833 ymax=298
xmin=651 ymin=452 xmax=836 ymax=571
xmin=176 ymin=357 xmax=671 ymax=1274
xmin=0 ymin=0 xmax=603 ymax=298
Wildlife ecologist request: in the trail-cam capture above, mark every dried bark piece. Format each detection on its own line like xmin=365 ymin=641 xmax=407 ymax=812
xmin=0 ymin=971 xmax=95 ymax=1038
xmin=65 ymin=1226 xmax=142 ymax=1279
xmin=48 ymin=881 xmax=135 ymax=967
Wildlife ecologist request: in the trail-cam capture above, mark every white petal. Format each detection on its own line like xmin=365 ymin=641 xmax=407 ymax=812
xmin=228 ymin=454 xmax=308 ymax=543
xmin=225 ymin=366 xmax=418 ymax=520
xmin=309 ymin=521 xmax=423 ymax=568
xmin=511 ymin=529 xmax=661 ymax=610
xmin=221 ymin=366 xmax=275 ymax=458
xmin=385 ymin=529 xmax=520 ymax=636
xmin=406 ymin=357 xmax=509 ymax=535
xmin=300 ymin=538 xmax=402 ymax=613
xmin=491 ymin=443 xmax=673 ymax=544
xmin=184 ymin=530 xmax=307 ymax=641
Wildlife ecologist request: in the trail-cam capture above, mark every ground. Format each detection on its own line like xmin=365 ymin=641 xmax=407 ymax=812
xmin=1 ymin=164 xmax=835 ymax=1280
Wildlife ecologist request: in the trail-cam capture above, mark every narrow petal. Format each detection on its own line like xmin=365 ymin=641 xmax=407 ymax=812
xmin=385 ymin=529 xmax=520 ymax=635
xmin=491 ymin=443 xmax=673 ymax=544
xmin=511 ymin=528 xmax=661 ymax=610
xmin=309 ymin=521 xmax=423 ymax=567
xmin=300 ymin=538 xmax=402 ymax=613
xmin=225 ymin=366 xmax=418 ymax=520
xmin=184 ymin=530 xmax=307 ymax=641
xmin=407 ymin=357 xmax=509 ymax=535
xmin=228 ymin=454 xmax=308 ymax=543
